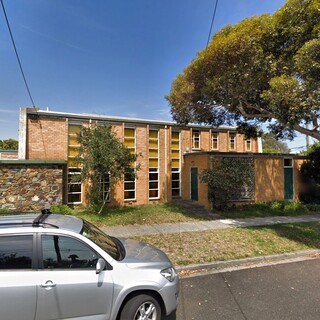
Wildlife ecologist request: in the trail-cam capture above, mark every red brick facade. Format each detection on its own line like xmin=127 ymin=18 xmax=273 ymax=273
xmin=20 ymin=108 xmax=261 ymax=207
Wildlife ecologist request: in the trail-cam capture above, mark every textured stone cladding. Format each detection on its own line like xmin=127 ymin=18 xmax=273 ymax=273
xmin=0 ymin=164 xmax=64 ymax=212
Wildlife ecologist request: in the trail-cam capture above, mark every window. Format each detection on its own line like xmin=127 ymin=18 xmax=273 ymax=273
xmin=171 ymin=131 xmax=181 ymax=197
xmin=42 ymin=235 xmax=100 ymax=269
xmin=0 ymin=235 xmax=33 ymax=269
xmin=229 ymin=132 xmax=236 ymax=151
xmin=284 ymin=158 xmax=293 ymax=167
xmin=211 ymin=132 xmax=219 ymax=150
xmin=192 ymin=130 xmax=200 ymax=150
xmin=149 ymin=129 xmax=159 ymax=199
xmin=171 ymin=168 xmax=180 ymax=197
xmin=68 ymin=168 xmax=82 ymax=204
xmin=124 ymin=128 xmax=136 ymax=200
xmin=68 ymin=124 xmax=82 ymax=204
xmin=245 ymin=139 xmax=252 ymax=151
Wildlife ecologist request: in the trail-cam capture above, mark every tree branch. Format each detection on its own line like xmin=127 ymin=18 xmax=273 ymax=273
xmin=237 ymin=100 xmax=272 ymax=119
xmin=292 ymin=123 xmax=320 ymax=140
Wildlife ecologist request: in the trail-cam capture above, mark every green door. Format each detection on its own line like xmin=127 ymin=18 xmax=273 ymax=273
xmin=284 ymin=167 xmax=294 ymax=200
xmin=191 ymin=168 xmax=198 ymax=201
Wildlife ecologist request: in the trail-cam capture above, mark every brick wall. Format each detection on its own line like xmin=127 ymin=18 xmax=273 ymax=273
xmin=27 ymin=116 xmax=68 ymax=160
xmin=23 ymin=110 xmax=261 ymax=207
xmin=0 ymin=161 xmax=65 ymax=212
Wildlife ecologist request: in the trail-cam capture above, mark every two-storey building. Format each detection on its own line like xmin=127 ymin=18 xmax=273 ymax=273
xmin=18 ymin=107 xmax=261 ymax=207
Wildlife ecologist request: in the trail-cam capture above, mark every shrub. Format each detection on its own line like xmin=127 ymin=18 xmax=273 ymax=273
xmin=270 ymin=201 xmax=285 ymax=210
xmin=201 ymin=157 xmax=254 ymax=210
xmin=299 ymin=143 xmax=320 ymax=204
xmin=50 ymin=204 xmax=74 ymax=215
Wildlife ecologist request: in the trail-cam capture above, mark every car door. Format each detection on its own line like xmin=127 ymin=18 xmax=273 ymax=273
xmin=0 ymin=234 xmax=37 ymax=320
xmin=35 ymin=234 xmax=114 ymax=320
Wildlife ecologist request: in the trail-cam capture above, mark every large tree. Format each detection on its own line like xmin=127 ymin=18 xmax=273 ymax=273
xmin=166 ymin=0 xmax=320 ymax=141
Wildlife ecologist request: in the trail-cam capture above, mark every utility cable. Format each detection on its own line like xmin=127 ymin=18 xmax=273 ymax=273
xmin=206 ymin=0 xmax=219 ymax=48
xmin=1 ymin=0 xmax=36 ymax=107
xmin=1 ymin=0 xmax=48 ymax=160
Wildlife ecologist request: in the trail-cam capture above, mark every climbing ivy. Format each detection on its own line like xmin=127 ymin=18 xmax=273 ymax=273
xmin=200 ymin=156 xmax=254 ymax=210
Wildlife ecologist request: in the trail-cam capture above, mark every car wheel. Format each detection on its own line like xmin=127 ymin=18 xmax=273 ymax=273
xmin=120 ymin=294 xmax=161 ymax=320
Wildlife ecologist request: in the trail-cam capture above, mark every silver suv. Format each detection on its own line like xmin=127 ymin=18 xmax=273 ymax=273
xmin=0 ymin=209 xmax=179 ymax=320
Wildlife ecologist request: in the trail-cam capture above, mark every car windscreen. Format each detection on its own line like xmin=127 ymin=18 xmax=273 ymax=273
xmin=80 ymin=220 xmax=124 ymax=261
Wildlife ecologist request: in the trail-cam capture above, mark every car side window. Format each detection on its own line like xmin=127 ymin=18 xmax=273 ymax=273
xmin=0 ymin=235 xmax=33 ymax=269
xmin=42 ymin=235 xmax=100 ymax=270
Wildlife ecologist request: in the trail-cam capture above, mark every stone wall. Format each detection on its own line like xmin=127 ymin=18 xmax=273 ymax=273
xmin=0 ymin=160 xmax=66 ymax=212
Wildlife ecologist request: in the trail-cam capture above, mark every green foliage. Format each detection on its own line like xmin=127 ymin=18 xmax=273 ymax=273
xmin=305 ymin=203 xmax=320 ymax=212
xmin=222 ymin=201 xmax=310 ymax=219
xmin=50 ymin=204 xmax=74 ymax=215
xmin=167 ymin=0 xmax=320 ymax=141
xmin=0 ymin=139 xmax=18 ymax=150
xmin=201 ymin=157 xmax=254 ymax=210
xmin=262 ymin=133 xmax=290 ymax=154
xmin=75 ymin=124 xmax=138 ymax=213
xmin=299 ymin=143 xmax=320 ymax=204
xmin=0 ymin=208 xmax=9 ymax=214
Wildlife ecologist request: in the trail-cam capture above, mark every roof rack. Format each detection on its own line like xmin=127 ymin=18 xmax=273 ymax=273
xmin=32 ymin=208 xmax=52 ymax=227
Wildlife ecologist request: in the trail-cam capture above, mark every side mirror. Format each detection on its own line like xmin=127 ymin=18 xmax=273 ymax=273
xmin=96 ymin=258 xmax=106 ymax=274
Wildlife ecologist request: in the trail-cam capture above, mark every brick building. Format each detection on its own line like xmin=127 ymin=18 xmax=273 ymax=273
xmin=18 ymin=107 xmax=261 ymax=207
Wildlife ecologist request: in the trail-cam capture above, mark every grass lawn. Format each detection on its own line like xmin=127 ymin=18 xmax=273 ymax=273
xmin=60 ymin=201 xmax=320 ymax=227
xmin=71 ymin=203 xmax=205 ymax=227
xmin=3 ymin=203 xmax=320 ymax=269
xmin=133 ymin=222 xmax=320 ymax=267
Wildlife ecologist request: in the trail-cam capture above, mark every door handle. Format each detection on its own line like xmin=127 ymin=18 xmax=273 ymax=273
xmin=40 ymin=280 xmax=57 ymax=288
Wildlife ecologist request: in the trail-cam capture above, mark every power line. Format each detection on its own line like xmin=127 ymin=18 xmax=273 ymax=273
xmin=206 ymin=0 xmax=219 ymax=48
xmin=1 ymin=0 xmax=36 ymax=107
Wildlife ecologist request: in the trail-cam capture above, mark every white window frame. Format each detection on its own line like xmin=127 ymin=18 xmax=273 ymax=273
xmin=67 ymin=167 xmax=82 ymax=204
xmin=124 ymin=127 xmax=136 ymax=201
xmin=149 ymin=129 xmax=160 ymax=200
xmin=67 ymin=122 xmax=82 ymax=204
xmin=211 ymin=131 xmax=219 ymax=150
xmin=229 ymin=132 xmax=236 ymax=151
xmin=245 ymin=139 xmax=252 ymax=152
xmin=192 ymin=130 xmax=200 ymax=150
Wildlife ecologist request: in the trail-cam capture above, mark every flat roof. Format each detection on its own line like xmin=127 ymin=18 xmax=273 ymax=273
xmin=25 ymin=108 xmax=237 ymax=131
xmin=183 ymin=151 xmax=307 ymax=158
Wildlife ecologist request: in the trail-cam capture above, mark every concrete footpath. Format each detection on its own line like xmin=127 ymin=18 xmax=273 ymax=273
xmin=101 ymin=214 xmax=320 ymax=274
xmin=101 ymin=214 xmax=320 ymax=238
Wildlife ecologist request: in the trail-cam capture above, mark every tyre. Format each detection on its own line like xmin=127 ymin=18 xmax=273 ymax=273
xmin=119 ymin=294 xmax=161 ymax=320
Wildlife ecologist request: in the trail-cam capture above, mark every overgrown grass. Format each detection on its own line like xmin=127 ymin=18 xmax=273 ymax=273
xmin=219 ymin=201 xmax=320 ymax=219
xmin=134 ymin=222 xmax=320 ymax=266
xmin=2 ymin=201 xmax=320 ymax=226
xmin=70 ymin=203 xmax=203 ymax=227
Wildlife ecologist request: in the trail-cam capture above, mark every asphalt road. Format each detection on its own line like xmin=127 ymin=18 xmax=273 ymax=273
xmin=171 ymin=258 xmax=320 ymax=320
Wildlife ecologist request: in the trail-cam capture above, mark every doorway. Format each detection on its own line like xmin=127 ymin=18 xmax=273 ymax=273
xmin=284 ymin=158 xmax=294 ymax=200
xmin=190 ymin=167 xmax=198 ymax=201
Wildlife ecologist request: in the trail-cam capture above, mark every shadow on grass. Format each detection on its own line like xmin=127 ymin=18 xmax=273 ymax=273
xmin=218 ymin=201 xmax=317 ymax=219
xmin=251 ymin=222 xmax=320 ymax=249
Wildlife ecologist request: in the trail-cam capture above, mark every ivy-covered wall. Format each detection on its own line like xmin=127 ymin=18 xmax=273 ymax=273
xmin=0 ymin=161 xmax=66 ymax=212
xmin=182 ymin=152 xmax=306 ymax=209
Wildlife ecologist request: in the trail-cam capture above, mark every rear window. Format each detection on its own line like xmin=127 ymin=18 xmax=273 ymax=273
xmin=0 ymin=235 xmax=33 ymax=269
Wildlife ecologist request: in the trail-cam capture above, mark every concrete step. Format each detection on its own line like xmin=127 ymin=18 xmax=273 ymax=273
xmin=172 ymin=199 xmax=221 ymax=219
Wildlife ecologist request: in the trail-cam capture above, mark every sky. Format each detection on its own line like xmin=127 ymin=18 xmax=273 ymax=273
xmin=0 ymin=0 xmax=310 ymax=151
